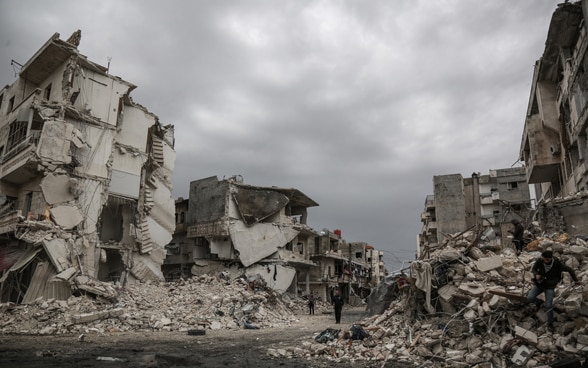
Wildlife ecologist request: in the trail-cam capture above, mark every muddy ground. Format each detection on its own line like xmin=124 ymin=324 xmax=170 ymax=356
xmin=0 ymin=306 xmax=416 ymax=368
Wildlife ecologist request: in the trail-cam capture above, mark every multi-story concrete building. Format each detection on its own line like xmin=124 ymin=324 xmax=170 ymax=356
xmin=520 ymin=1 xmax=588 ymax=234
xmin=420 ymin=168 xmax=532 ymax=250
xmin=180 ymin=175 xmax=318 ymax=294
xmin=0 ymin=31 xmax=176 ymax=303
xmin=365 ymin=245 xmax=386 ymax=286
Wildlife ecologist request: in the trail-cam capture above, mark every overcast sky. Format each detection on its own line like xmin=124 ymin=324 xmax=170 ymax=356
xmin=0 ymin=1 xmax=563 ymax=271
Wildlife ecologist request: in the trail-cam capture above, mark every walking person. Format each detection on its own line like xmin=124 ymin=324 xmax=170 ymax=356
xmin=527 ymin=250 xmax=581 ymax=332
xmin=307 ymin=291 xmax=315 ymax=315
xmin=331 ymin=289 xmax=344 ymax=324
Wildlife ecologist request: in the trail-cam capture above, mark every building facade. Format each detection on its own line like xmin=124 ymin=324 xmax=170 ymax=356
xmin=0 ymin=31 xmax=176 ymax=303
xmin=520 ymin=1 xmax=588 ymax=234
xmin=420 ymin=168 xmax=532 ymax=251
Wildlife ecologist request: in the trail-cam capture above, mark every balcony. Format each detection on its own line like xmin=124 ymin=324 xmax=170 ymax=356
xmin=0 ymin=132 xmax=42 ymax=185
xmin=522 ymin=85 xmax=561 ymax=184
xmin=425 ymin=195 xmax=435 ymax=210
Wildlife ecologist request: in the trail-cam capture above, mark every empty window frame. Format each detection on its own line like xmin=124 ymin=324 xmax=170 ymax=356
xmin=44 ymin=83 xmax=52 ymax=101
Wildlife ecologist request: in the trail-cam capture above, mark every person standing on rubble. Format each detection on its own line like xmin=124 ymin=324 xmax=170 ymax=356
xmin=508 ymin=218 xmax=525 ymax=253
xmin=308 ymin=291 xmax=315 ymax=315
xmin=331 ymin=289 xmax=344 ymax=324
xmin=527 ymin=250 xmax=581 ymax=332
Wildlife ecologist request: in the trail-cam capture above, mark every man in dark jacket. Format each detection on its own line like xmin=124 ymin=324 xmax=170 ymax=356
xmin=509 ymin=218 xmax=525 ymax=253
xmin=331 ymin=289 xmax=344 ymax=324
xmin=527 ymin=250 xmax=581 ymax=332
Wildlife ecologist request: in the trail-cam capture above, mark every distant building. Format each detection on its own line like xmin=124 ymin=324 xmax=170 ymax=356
xmin=0 ymin=31 xmax=176 ymax=303
xmin=420 ymin=168 xmax=532 ymax=252
xmin=519 ymin=1 xmax=588 ymax=234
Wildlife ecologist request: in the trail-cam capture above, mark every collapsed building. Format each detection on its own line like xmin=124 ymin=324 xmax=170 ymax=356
xmin=165 ymin=175 xmax=319 ymax=294
xmin=163 ymin=176 xmax=385 ymax=304
xmin=0 ymin=31 xmax=176 ymax=303
xmin=276 ymin=231 xmax=588 ymax=367
xmin=520 ymin=1 xmax=588 ymax=235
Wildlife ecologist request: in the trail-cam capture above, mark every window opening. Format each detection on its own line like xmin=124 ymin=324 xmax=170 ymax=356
xmin=44 ymin=83 xmax=52 ymax=101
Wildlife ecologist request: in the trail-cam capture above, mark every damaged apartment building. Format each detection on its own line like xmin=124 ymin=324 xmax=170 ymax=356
xmin=168 ymin=175 xmax=319 ymax=294
xmin=419 ymin=168 xmax=532 ymax=252
xmin=163 ymin=176 xmax=383 ymax=303
xmin=0 ymin=31 xmax=176 ymax=303
xmin=520 ymin=0 xmax=588 ymax=236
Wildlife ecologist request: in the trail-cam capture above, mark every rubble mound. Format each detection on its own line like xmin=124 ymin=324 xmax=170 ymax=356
xmin=284 ymin=231 xmax=588 ymax=367
xmin=0 ymin=274 xmax=298 ymax=335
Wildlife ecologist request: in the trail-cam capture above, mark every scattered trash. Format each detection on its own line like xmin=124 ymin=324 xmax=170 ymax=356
xmin=315 ymin=328 xmax=340 ymax=343
xmin=349 ymin=325 xmax=368 ymax=340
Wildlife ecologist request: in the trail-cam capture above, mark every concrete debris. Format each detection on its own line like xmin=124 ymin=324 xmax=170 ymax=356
xmin=0 ymin=274 xmax=299 ymax=335
xmin=270 ymin=230 xmax=588 ymax=366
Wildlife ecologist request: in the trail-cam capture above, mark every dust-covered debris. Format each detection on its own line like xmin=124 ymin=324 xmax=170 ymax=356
xmin=0 ymin=274 xmax=299 ymax=336
xmin=272 ymin=230 xmax=588 ymax=367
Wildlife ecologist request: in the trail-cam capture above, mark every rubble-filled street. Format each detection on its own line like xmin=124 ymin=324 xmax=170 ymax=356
xmin=0 ymin=273 xmax=411 ymax=367
xmin=0 ymin=307 xmax=387 ymax=368
xmin=3 ymin=228 xmax=588 ymax=367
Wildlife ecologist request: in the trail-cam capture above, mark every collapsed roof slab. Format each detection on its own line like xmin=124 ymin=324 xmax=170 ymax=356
xmin=42 ymin=238 xmax=72 ymax=272
xmin=232 ymin=188 xmax=289 ymax=226
xmin=40 ymin=173 xmax=75 ymax=205
xmin=229 ymin=221 xmax=299 ymax=267
xmin=50 ymin=205 xmax=84 ymax=230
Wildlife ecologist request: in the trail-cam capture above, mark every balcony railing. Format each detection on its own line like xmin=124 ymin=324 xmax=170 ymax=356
xmin=2 ymin=131 xmax=41 ymax=164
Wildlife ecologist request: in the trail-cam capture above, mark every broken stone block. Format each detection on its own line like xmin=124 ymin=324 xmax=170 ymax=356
xmin=515 ymin=326 xmax=538 ymax=344
xmin=458 ymin=283 xmax=485 ymax=297
xmin=474 ymin=256 xmax=502 ymax=272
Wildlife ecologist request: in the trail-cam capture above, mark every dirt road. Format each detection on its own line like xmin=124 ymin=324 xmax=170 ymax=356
xmin=0 ymin=305 xmax=414 ymax=368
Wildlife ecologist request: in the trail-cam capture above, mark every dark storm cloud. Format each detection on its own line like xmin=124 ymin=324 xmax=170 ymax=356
xmin=0 ymin=0 xmax=562 ymax=270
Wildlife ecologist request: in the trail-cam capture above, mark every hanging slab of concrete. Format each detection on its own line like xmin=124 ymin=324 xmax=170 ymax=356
xmin=50 ymin=205 xmax=84 ymax=229
xmin=42 ymin=238 xmax=71 ymax=272
xmin=245 ymin=264 xmax=296 ymax=294
xmin=230 ymin=221 xmax=299 ymax=267
xmin=37 ymin=120 xmax=73 ymax=164
xmin=232 ymin=188 xmax=289 ymax=226
xmin=40 ymin=173 xmax=75 ymax=204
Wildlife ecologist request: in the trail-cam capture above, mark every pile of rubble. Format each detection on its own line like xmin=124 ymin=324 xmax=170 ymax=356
xmin=279 ymin=230 xmax=588 ymax=367
xmin=0 ymin=274 xmax=298 ymax=335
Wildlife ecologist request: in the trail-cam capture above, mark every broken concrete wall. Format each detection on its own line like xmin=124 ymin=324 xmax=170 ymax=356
xmin=75 ymin=67 xmax=131 ymax=126
xmin=535 ymin=191 xmax=588 ymax=235
xmin=209 ymin=237 xmax=234 ymax=259
xmin=433 ymin=174 xmax=468 ymax=239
